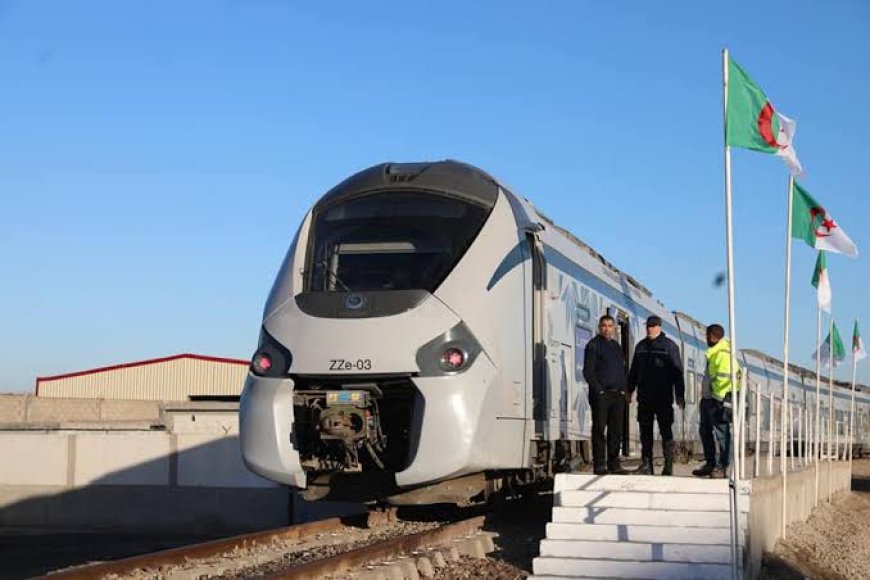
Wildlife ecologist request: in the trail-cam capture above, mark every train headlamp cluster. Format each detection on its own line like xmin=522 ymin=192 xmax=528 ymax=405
xmin=250 ymin=328 xmax=293 ymax=377
xmin=416 ymin=321 xmax=482 ymax=376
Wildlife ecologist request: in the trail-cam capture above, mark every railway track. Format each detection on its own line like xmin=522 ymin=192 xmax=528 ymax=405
xmin=43 ymin=507 xmax=494 ymax=580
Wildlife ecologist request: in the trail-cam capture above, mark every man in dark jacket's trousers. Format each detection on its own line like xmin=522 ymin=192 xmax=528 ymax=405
xmin=628 ymin=315 xmax=686 ymax=476
xmin=583 ymin=314 xmax=629 ymax=475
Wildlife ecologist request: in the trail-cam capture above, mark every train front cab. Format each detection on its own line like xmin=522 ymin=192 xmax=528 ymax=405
xmin=240 ymin=162 xmax=536 ymax=502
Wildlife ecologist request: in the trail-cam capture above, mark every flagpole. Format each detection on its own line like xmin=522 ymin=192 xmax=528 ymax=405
xmin=779 ymin=176 xmax=793 ymax=536
xmin=849 ymin=342 xmax=858 ymax=468
xmin=722 ymin=47 xmax=740 ymax=580
xmin=828 ymin=315 xmax=834 ymax=501
xmin=814 ymin=306 xmax=821 ymax=506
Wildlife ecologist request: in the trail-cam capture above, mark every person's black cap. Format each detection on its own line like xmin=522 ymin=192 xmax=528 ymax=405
xmin=646 ymin=315 xmax=662 ymax=327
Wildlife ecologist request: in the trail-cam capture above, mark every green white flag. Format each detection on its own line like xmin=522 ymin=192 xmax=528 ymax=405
xmin=791 ymin=181 xmax=859 ymax=257
xmin=725 ymin=56 xmax=802 ymax=175
xmin=855 ymin=320 xmax=867 ymax=362
xmin=816 ymin=322 xmax=846 ymax=368
xmin=811 ymin=251 xmax=832 ymax=313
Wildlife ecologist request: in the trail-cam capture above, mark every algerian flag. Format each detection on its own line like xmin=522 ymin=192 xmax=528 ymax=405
xmin=816 ymin=322 xmax=846 ymax=368
xmin=855 ymin=320 xmax=867 ymax=362
xmin=725 ymin=56 xmax=803 ymax=176
xmin=811 ymin=251 xmax=832 ymax=313
xmin=791 ymin=181 xmax=859 ymax=257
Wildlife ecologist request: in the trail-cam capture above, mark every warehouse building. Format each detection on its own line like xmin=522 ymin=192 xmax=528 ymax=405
xmin=35 ymin=353 xmax=250 ymax=401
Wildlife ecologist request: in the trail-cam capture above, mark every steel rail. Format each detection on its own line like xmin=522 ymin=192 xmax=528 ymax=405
xmin=43 ymin=514 xmax=371 ymax=580
xmin=267 ymin=514 xmax=486 ymax=580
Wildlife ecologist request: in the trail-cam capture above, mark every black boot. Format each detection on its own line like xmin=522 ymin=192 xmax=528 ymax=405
xmin=692 ymin=463 xmax=715 ymax=477
xmin=635 ymin=457 xmax=653 ymax=475
xmin=608 ymin=460 xmax=628 ymax=475
xmin=661 ymin=441 xmax=675 ymax=476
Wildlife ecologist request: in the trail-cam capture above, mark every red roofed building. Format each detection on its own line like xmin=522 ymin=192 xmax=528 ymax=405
xmin=35 ymin=354 xmax=250 ymax=401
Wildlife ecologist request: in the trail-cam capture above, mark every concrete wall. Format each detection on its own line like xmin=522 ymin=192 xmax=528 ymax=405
xmin=745 ymin=461 xmax=852 ymax=579
xmin=0 ymin=395 xmax=161 ymax=424
xmin=0 ymin=406 xmax=289 ymax=532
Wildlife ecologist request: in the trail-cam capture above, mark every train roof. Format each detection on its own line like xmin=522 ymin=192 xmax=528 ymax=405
xmin=498 ymin=184 xmax=657 ymax=303
xmin=315 ymin=160 xmax=501 ymax=211
xmin=741 ymin=348 xmax=869 ymax=393
xmin=542 ymin=215 xmax=655 ymax=299
xmin=673 ymin=311 xmax=708 ymax=333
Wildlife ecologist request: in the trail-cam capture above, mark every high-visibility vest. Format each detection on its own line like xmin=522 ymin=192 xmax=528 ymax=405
xmin=705 ymin=338 xmax=740 ymax=401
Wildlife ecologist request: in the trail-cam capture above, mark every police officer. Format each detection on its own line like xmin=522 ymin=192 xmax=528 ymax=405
xmin=693 ymin=323 xmax=739 ymax=479
xmin=583 ymin=314 xmax=629 ymax=475
xmin=628 ymin=315 xmax=685 ymax=476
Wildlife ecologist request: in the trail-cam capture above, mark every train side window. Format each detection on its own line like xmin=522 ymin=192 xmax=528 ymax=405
xmin=574 ymin=325 xmax=593 ymax=382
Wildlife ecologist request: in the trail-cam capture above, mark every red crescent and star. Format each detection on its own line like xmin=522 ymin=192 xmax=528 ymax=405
xmin=809 ymin=207 xmax=837 ymax=238
xmin=757 ymin=102 xmax=787 ymax=149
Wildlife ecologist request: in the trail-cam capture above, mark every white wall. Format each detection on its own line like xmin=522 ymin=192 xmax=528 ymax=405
xmin=0 ymin=408 xmax=287 ymax=531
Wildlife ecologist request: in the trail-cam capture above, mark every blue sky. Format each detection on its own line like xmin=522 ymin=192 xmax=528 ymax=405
xmin=1 ymin=1 xmax=868 ymax=392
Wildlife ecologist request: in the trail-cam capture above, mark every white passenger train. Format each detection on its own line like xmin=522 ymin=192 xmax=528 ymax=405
xmin=239 ymin=160 xmax=870 ymax=504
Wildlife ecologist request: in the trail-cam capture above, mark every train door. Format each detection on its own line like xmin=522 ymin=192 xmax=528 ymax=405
xmin=546 ymin=273 xmax=574 ymax=441
xmin=611 ymin=308 xmax=632 ymax=456
xmin=527 ymin=234 xmax=575 ymax=456
xmin=529 ymin=234 xmax=547 ymax=437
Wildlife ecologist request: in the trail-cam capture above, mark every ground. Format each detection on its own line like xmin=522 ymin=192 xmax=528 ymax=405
xmin=760 ymin=458 xmax=870 ymax=580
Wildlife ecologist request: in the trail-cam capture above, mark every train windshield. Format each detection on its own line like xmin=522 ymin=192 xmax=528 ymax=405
xmin=306 ymin=192 xmax=489 ymax=292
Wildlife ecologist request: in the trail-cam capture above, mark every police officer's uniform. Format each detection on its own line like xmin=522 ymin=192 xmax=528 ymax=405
xmin=628 ymin=316 xmax=685 ymax=475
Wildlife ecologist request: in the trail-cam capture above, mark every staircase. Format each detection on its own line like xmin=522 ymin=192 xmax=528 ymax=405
xmin=530 ymin=473 xmax=750 ymax=580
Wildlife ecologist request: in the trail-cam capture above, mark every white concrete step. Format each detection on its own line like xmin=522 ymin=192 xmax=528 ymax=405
xmin=539 ymin=539 xmax=734 ymax=564
xmin=545 ymin=522 xmax=743 ymax=546
xmin=552 ymin=507 xmax=747 ymax=529
xmin=554 ymin=473 xmax=753 ymax=495
xmin=556 ymin=490 xmax=749 ymax=512
xmin=532 ymin=556 xmax=732 ymax=579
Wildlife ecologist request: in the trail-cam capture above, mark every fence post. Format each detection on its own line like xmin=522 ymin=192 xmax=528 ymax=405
xmin=755 ymin=389 xmax=761 ymax=478
xmin=826 ymin=416 xmax=833 ymax=502
xmin=786 ymin=399 xmax=794 ymax=471
xmin=798 ymin=406 xmax=804 ymax=467
xmin=768 ymin=394 xmax=775 ymax=476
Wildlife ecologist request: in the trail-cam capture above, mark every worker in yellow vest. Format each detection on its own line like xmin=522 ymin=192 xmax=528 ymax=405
xmin=693 ymin=323 xmax=740 ymax=479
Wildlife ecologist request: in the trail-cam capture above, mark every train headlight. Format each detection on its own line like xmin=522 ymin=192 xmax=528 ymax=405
xmin=439 ymin=348 xmax=466 ymax=371
xmin=252 ymin=352 xmax=273 ymax=373
xmin=250 ymin=328 xmax=293 ymax=377
xmin=415 ymin=322 xmax=482 ymax=376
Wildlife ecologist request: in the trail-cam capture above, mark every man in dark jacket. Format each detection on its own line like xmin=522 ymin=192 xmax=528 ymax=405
xmin=628 ymin=315 xmax=686 ymax=476
xmin=583 ymin=314 xmax=629 ymax=475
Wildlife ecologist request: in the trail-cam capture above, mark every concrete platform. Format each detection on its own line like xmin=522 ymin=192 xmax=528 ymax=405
xmin=545 ymin=523 xmax=738 ymax=545
xmin=532 ymin=558 xmax=732 ymax=579
xmin=531 ymin=473 xmax=748 ymax=579
xmin=540 ymin=539 xmax=733 ymax=563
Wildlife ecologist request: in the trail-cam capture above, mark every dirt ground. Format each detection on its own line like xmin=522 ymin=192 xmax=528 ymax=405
xmin=760 ymin=459 xmax=870 ymax=580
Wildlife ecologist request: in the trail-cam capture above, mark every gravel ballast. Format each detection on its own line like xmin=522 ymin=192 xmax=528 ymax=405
xmin=761 ymin=458 xmax=870 ymax=580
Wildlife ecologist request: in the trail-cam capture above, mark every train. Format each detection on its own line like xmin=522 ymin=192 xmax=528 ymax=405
xmin=239 ymin=160 xmax=870 ymax=504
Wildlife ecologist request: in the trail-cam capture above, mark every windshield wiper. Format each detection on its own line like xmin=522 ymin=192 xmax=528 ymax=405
xmin=312 ymin=258 xmax=351 ymax=292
